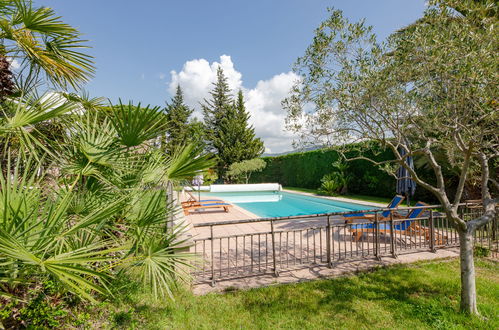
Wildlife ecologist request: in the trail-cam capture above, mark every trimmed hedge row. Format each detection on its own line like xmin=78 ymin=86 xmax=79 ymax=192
xmin=251 ymin=145 xmax=437 ymax=202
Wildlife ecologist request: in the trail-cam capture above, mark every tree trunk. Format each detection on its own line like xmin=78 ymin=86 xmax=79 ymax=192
xmin=459 ymin=228 xmax=478 ymax=314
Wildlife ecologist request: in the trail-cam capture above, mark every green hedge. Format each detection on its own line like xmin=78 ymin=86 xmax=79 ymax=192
xmin=251 ymin=144 xmax=438 ymax=202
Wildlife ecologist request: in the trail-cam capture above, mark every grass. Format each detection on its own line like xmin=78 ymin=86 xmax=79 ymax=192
xmin=284 ymin=186 xmax=416 ymax=206
xmin=90 ymin=259 xmax=498 ymax=329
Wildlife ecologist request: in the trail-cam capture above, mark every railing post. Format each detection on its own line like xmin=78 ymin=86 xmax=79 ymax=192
xmin=492 ymin=212 xmax=497 ymax=241
xmin=374 ymin=212 xmax=381 ymax=260
xmin=389 ymin=213 xmax=397 ymax=258
xmin=210 ymin=225 xmax=216 ymax=286
xmin=326 ymin=215 xmax=332 ymax=268
xmin=429 ymin=210 xmax=436 ymax=253
xmin=271 ymin=220 xmax=279 ymax=277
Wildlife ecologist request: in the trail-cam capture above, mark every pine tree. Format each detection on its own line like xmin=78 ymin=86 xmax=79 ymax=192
xmin=202 ymin=67 xmax=233 ymax=152
xmin=164 ymin=85 xmax=194 ymax=154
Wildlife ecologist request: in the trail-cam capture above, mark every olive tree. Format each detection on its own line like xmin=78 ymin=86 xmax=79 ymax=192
xmin=227 ymin=158 xmax=266 ymax=184
xmin=284 ymin=1 xmax=497 ymax=314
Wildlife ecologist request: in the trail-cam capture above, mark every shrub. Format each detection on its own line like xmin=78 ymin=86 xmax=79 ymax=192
xmin=318 ymin=172 xmax=346 ymax=196
xmin=474 ymin=245 xmax=490 ymax=258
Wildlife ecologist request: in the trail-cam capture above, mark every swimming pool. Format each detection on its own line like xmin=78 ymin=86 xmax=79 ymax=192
xmin=200 ymin=191 xmax=374 ymax=218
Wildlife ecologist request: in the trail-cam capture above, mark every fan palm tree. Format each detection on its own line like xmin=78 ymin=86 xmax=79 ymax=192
xmin=0 ymin=154 xmax=123 ymax=302
xmin=0 ymin=0 xmax=95 ymax=92
xmin=1 ymin=98 xmax=214 ymax=305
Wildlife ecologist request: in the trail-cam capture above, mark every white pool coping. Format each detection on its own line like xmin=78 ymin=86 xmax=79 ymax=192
xmin=282 ymin=189 xmax=387 ymax=208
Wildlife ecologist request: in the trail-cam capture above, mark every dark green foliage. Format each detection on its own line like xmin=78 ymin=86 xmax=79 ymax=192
xmin=111 ymin=101 xmax=167 ymax=148
xmin=233 ymin=90 xmax=264 ymax=161
xmin=164 ymin=85 xmax=197 ymax=154
xmin=318 ymin=173 xmax=345 ymax=196
xmin=473 ymin=245 xmax=490 ymax=258
xmin=252 ymin=143 xmax=439 ymax=202
xmin=0 ymin=280 xmax=90 ymax=329
xmin=213 ymin=91 xmax=264 ymax=179
xmin=252 ymin=147 xmax=395 ymax=197
xmin=188 ymin=118 xmax=206 ymax=151
xmin=112 ymin=310 xmax=137 ymax=328
xmin=202 ymin=67 xmax=233 ymax=153
xmin=318 ymin=160 xmax=351 ymax=195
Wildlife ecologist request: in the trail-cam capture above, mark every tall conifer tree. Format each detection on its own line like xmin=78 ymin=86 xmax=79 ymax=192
xmin=202 ymin=68 xmax=264 ymax=180
xmin=212 ymin=90 xmax=264 ymax=180
xmin=234 ymin=90 xmax=264 ymax=160
xmin=164 ymin=85 xmax=194 ymax=154
xmin=202 ymin=67 xmax=233 ymax=152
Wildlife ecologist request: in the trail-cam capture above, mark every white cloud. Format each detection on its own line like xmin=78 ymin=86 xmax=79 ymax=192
xmin=169 ymin=55 xmax=243 ymax=117
xmin=168 ymin=55 xmax=300 ymax=153
xmin=7 ymin=57 xmax=20 ymax=70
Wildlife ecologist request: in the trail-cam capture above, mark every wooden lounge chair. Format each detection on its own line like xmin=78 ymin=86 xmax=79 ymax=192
xmin=183 ymin=190 xmax=224 ymax=204
xmin=343 ymin=195 xmax=405 ymax=223
xmin=182 ymin=201 xmax=232 ymax=215
xmin=349 ymin=202 xmax=447 ymax=244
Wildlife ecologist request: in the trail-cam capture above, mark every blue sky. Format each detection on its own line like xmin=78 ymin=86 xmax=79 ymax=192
xmin=36 ymin=0 xmax=426 ymax=152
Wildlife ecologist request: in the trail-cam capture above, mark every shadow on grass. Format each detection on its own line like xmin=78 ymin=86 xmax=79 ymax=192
xmin=234 ymin=264 xmax=484 ymax=328
xmin=102 ymin=260 xmax=497 ymax=329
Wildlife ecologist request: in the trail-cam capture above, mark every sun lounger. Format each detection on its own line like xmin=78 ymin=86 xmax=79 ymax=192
xmin=349 ymin=202 xmax=447 ymax=244
xmin=183 ymin=190 xmax=224 ymax=204
xmin=182 ymin=201 xmax=232 ymax=215
xmin=343 ymin=195 xmax=405 ymax=223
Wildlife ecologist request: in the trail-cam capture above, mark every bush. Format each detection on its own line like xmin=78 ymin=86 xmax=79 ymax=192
xmin=318 ymin=173 xmax=346 ymax=196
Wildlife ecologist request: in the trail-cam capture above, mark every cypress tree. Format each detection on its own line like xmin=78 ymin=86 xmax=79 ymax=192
xmin=164 ymin=85 xmax=194 ymax=154
xmin=233 ymin=90 xmax=264 ymax=160
xmin=201 ymin=67 xmax=232 ymax=152
xmin=212 ymin=90 xmax=264 ymax=181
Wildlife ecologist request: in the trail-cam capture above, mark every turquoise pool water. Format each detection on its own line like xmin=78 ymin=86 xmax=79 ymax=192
xmin=200 ymin=191 xmax=373 ymax=218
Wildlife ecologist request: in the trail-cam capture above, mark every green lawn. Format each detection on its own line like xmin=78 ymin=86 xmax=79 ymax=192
xmin=283 ymin=186 xmax=421 ymax=206
xmin=91 ymin=259 xmax=498 ymax=329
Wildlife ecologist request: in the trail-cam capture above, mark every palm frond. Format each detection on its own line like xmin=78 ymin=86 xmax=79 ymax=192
xmin=164 ymin=143 xmax=215 ymax=182
xmin=1 ymin=0 xmax=95 ymax=89
xmin=111 ymin=101 xmax=168 ymax=148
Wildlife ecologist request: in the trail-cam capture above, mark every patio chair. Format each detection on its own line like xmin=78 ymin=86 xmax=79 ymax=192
xmin=349 ymin=202 xmax=447 ymax=244
xmin=182 ymin=201 xmax=233 ymax=215
xmin=342 ymin=195 xmax=405 ymax=223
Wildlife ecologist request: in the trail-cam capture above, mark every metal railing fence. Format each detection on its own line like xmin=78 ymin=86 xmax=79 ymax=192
xmin=190 ymin=202 xmax=497 ymax=285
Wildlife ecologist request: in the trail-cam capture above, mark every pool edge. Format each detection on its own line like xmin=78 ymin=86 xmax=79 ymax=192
xmin=281 ymin=189 xmax=386 ymax=208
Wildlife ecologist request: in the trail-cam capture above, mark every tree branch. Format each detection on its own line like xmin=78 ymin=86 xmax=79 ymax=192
xmin=452 ymin=142 xmax=473 ymax=208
